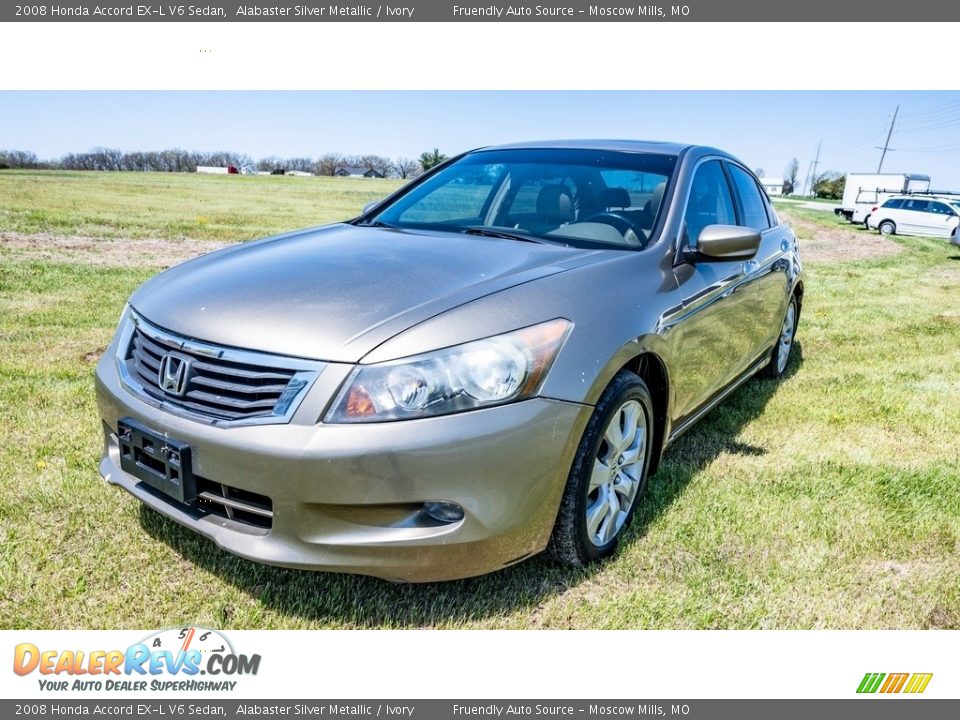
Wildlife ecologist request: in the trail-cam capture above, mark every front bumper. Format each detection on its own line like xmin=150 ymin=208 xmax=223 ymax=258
xmin=95 ymin=355 xmax=591 ymax=582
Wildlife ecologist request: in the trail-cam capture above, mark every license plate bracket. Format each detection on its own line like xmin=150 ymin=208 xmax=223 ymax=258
xmin=118 ymin=417 xmax=196 ymax=503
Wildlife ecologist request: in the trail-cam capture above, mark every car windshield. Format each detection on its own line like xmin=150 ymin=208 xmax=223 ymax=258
xmin=366 ymin=148 xmax=678 ymax=249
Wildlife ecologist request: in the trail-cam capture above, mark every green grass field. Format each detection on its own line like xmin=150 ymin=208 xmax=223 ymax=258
xmin=0 ymin=169 xmax=402 ymax=240
xmin=1 ymin=171 xmax=959 ymax=630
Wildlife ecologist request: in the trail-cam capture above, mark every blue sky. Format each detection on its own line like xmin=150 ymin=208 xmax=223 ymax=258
xmin=4 ymin=91 xmax=960 ymax=187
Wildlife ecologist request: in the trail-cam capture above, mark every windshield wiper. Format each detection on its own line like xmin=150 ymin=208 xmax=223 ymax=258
xmin=462 ymin=226 xmax=560 ymax=245
xmin=355 ymin=219 xmax=397 ymax=228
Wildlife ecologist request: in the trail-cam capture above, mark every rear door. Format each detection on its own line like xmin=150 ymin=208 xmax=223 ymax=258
xmin=725 ymin=162 xmax=792 ymax=357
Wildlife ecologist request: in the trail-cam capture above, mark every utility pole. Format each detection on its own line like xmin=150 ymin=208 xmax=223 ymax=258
xmin=803 ymin=139 xmax=823 ymax=196
xmin=876 ymin=105 xmax=899 ymax=173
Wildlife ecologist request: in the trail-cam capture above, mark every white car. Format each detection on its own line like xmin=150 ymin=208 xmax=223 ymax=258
xmin=867 ymin=196 xmax=960 ymax=238
xmin=857 ymin=194 xmax=960 ymax=227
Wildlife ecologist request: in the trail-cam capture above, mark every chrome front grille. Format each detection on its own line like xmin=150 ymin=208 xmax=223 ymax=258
xmin=118 ymin=311 xmax=323 ymax=425
xmin=130 ymin=330 xmax=296 ymax=419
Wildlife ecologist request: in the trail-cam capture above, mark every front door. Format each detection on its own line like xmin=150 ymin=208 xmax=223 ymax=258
xmin=926 ymin=201 xmax=960 ymax=238
xmin=670 ymin=160 xmax=758 ymax=422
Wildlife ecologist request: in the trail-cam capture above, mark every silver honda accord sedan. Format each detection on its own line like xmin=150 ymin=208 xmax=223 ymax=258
xmin=95 ymin=140 xmax=803 ymax=582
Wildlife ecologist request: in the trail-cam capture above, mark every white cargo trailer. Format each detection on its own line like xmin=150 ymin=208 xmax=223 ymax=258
xmin=836 ymin=173 xmax=931 ymax=221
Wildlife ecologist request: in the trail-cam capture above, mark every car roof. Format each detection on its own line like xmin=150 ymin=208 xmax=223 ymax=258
xmin=886 ymin=194 xmax=958 ymax=201
xmin=473 ymin=139 xmax=710 ymax=157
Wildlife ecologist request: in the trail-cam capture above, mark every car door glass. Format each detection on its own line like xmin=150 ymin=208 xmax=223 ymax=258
xmin=903 ymin=199 xmax=930 ymax=213
xmin=727 ymin=165 xmax=771 ymax=231
xmin=928 ymin=202 xmax=953 ymax=216
xmin=684 ymin=160 xmax=737 ymax=247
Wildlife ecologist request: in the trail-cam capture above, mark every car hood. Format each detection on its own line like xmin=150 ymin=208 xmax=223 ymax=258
xmin=130 ymin=223 xmax=597 ymax=363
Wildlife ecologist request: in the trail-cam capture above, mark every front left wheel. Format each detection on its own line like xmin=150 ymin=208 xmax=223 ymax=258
xmin=547 ymin=370 xmax=654 ymax=567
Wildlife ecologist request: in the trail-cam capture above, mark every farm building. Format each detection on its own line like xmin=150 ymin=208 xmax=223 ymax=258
xmin=334 ymin=166 xmax=385 ymax=178
xmin=758 ymin=177 xmax=783 ymax=196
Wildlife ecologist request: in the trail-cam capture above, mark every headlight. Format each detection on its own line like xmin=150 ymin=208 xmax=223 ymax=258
xmin=325 ymin=319 xmax=573 ymax=423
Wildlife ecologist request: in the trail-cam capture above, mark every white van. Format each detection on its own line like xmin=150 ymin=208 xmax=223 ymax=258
xmin=867 ymin=196 xmax=960 ymax=238
xmin=837 ymin=173 xmax=931 ymax=222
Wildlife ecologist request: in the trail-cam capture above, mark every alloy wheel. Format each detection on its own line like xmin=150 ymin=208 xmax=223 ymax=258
xmin=585 ymin=399 xmax=647 ymax=547
xmin=776 ymin=302 xmax=796 ymax=373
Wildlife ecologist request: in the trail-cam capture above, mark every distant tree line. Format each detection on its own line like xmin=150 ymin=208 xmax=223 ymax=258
xmin=0 ymin=147 xmax=451 ymax=178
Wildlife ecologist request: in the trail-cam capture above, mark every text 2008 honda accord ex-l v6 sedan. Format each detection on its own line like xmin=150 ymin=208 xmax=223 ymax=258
xmin=95 ymin=140 xmax=803 ymax=582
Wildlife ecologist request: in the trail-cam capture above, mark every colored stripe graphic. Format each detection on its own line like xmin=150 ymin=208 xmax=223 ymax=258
xmin=857 ymin=672 xmax=932 ymax=694
xmin=904 ymin=673 xmax=933 ymax=694
xmin=857 ymin=673 xmax=885 ymax=693
xmin=880 ymin=673 xmax=909 ymax=693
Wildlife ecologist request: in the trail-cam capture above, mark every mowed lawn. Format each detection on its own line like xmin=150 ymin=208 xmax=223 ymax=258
xmin=1 ymin=171 xmax=959 ymax=630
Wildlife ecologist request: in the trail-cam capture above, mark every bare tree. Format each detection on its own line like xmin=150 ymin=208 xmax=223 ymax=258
xmin=315 ymin=153 xmax=344 ymax=176
xmin=394 ymin=158 xmax=421 ymax=179
xmin=360 ymin=154 xmax=393 ymax=178
xmin=0 ymin=149 xmax=40 ymax=169
xmin=783 ymin=157 xmax=800 ymax=196
xmin=257 ymin=156 xmax=285 ymax=172
xmin=286 ymin=157 xmax=314 ymax=173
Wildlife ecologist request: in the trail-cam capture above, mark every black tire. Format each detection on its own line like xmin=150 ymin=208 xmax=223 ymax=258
xmin=878 ymin=220 xmax=896 ymax=236
xmin=760 ymin=295 xmax=799 ymax=379
xmin=547 ymin=370 xmax=654 ymax=567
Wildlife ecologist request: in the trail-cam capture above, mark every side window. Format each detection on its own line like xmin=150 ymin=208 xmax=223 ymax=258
xmin=884 ymin=198 xmax=904 ymax=209
xmin=684 ymin=160 xmax=736 ymax=247
xmin=904 ymin=199 xmax=930 ymax=213
xmin=928 ymin=202 xmax=953 ymax=215
xmin=727 ymin=164 xmax=771 ymax=231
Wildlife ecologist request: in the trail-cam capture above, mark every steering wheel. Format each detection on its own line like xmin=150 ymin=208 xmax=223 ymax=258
xmin=581 ymin=212 xmax=635 ymax=233
xmin=580 ymin=212 xmax=645 ymax=245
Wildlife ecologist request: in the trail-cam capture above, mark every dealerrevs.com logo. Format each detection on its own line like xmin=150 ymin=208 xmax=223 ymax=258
xmin=13 ymin=627 xmax=261 ymax=693
xmin=857 ymin=673 xmax=933 ymax=694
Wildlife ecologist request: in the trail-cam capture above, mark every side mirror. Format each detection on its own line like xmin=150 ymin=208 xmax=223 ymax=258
xmin=362 ymin=200 xmax=382 ymax=215
xmin=694 ymin=224 xmax=761 ymax=260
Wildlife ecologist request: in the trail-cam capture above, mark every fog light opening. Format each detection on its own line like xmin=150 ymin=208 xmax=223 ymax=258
xmin=422 ymin=501 xmax=465 ymax=524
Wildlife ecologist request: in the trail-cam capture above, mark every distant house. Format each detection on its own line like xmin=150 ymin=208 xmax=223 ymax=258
xmin=758 ymin=177 xmax=784 ymax=196
xmin=334 ymin=166 xmax=385 ymax=178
